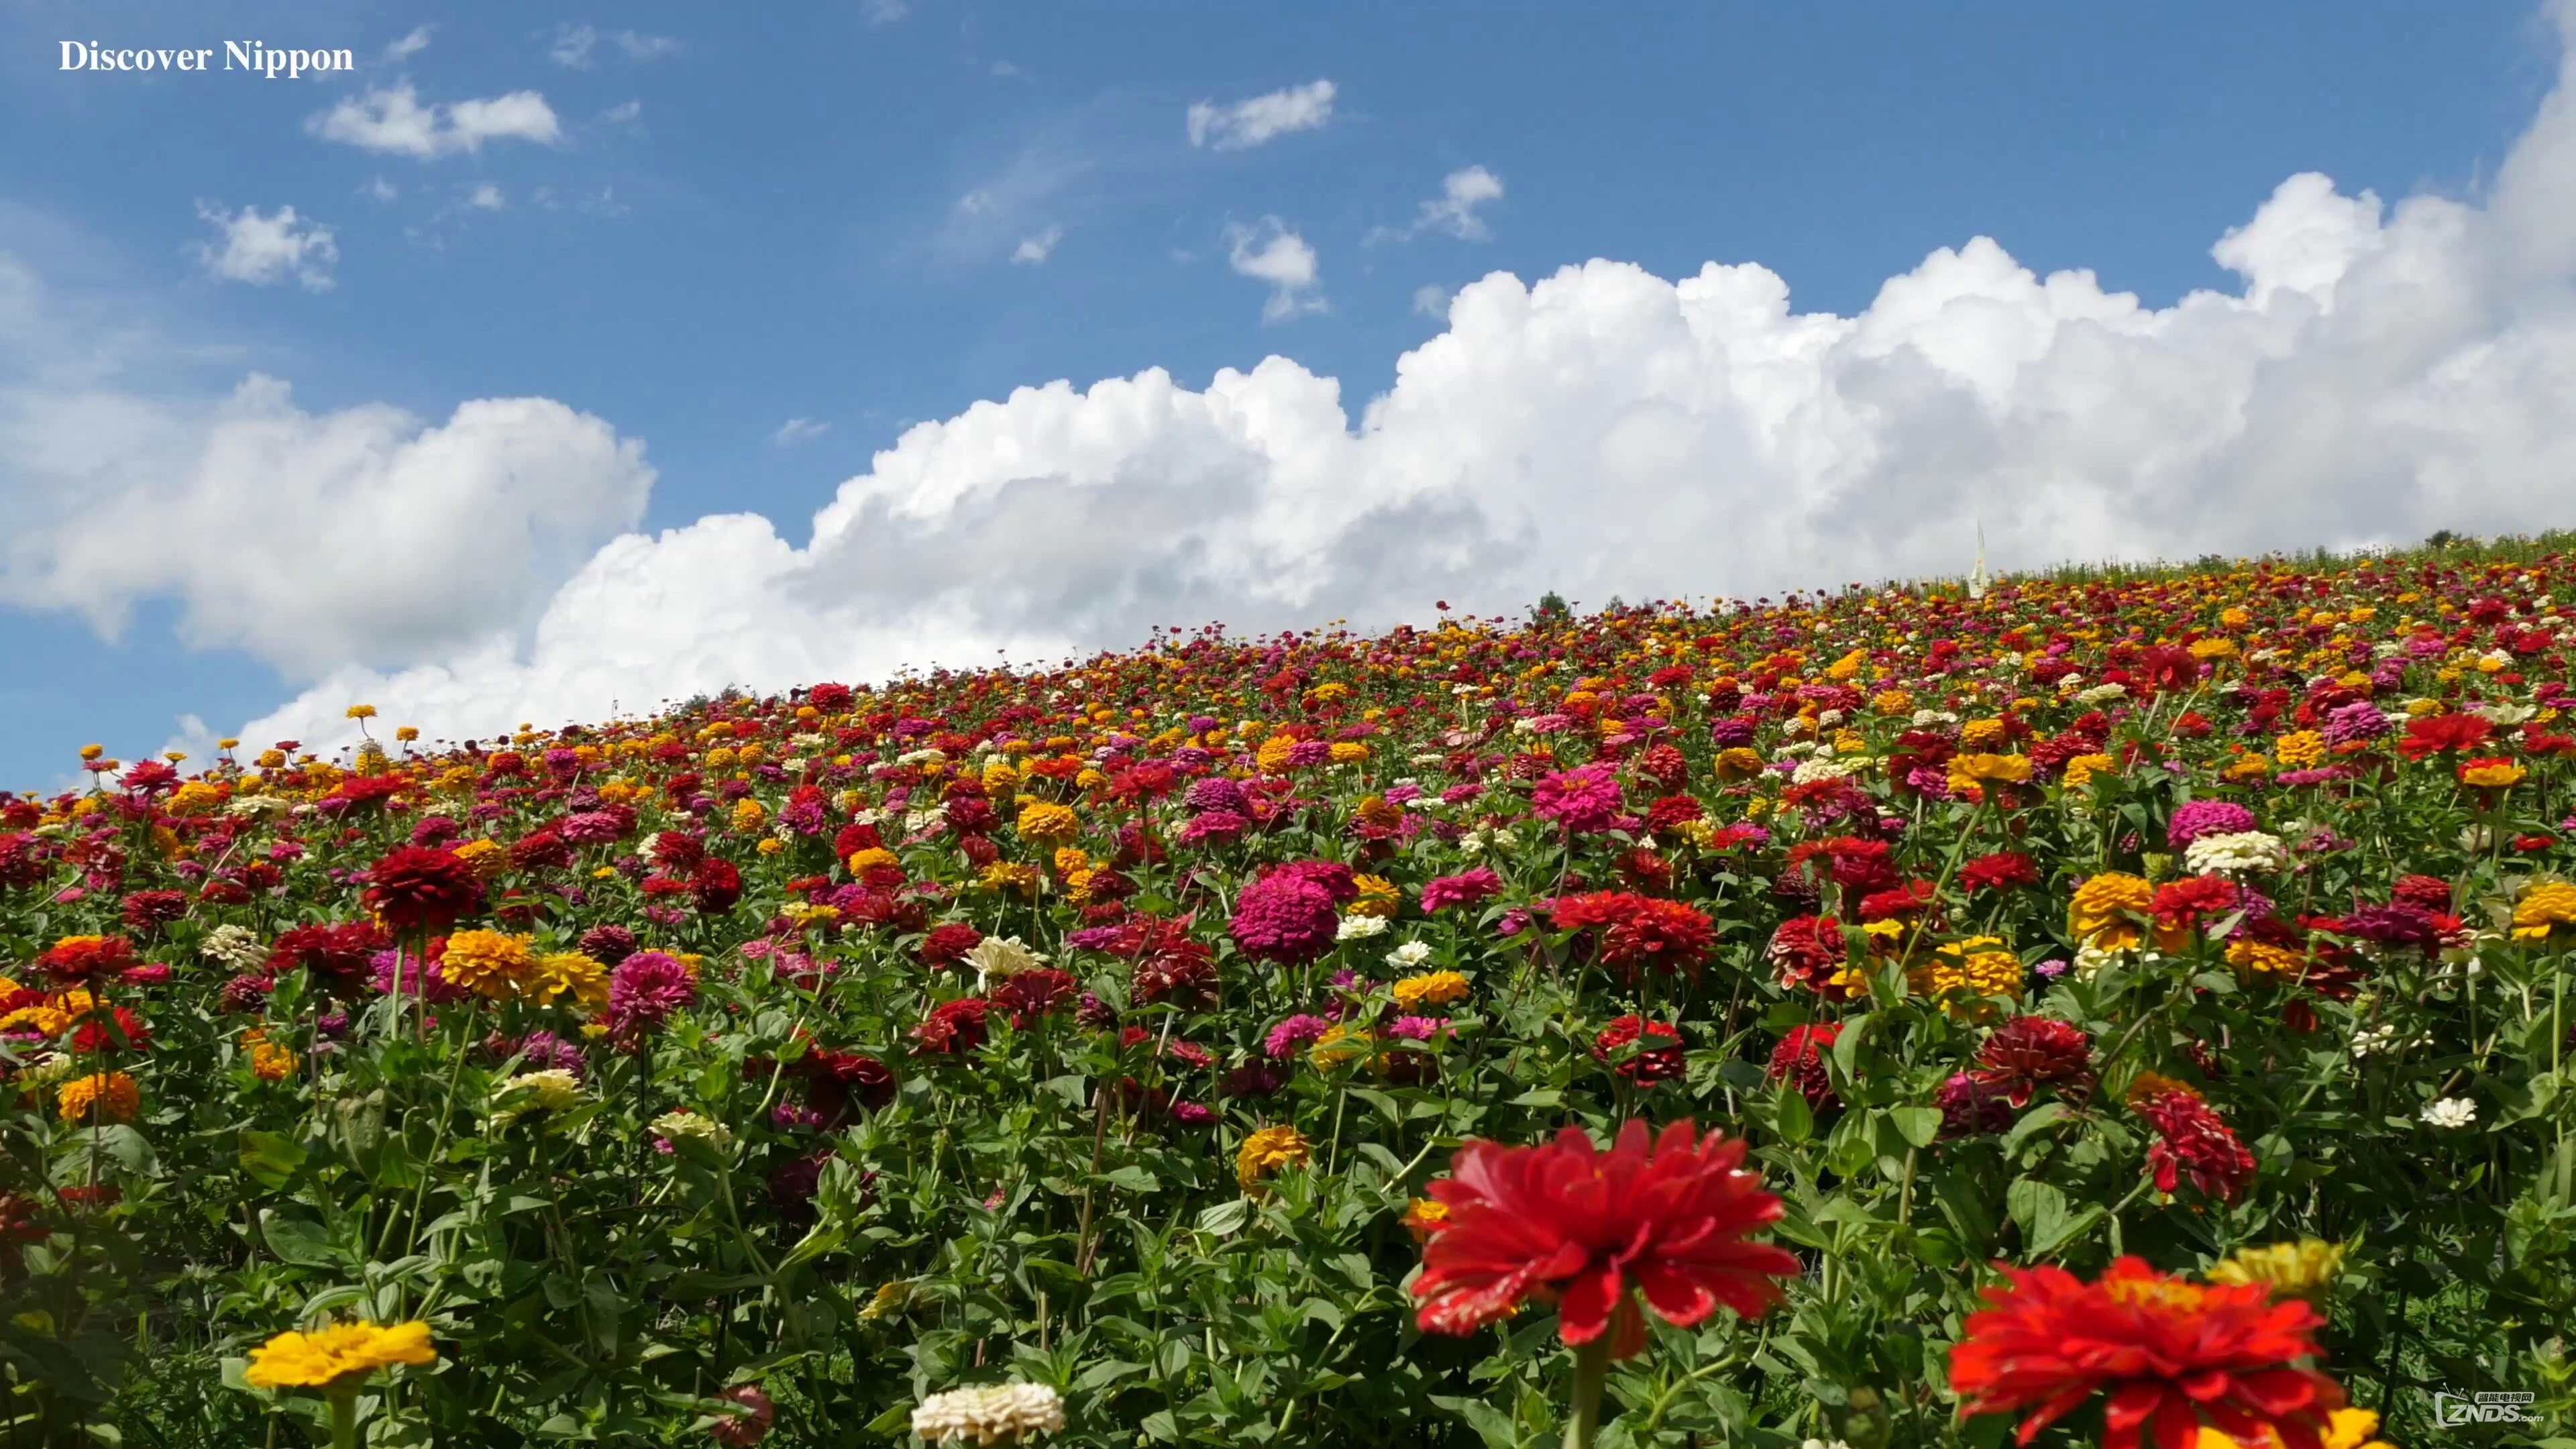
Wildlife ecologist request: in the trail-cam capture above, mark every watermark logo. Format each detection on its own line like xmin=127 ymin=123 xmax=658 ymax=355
xmin=2433 ymin=1389 xmax=2535 ymax=1427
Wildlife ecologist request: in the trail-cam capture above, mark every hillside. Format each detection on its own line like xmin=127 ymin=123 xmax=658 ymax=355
xmin=4 ymin=537 xmax=2573 ymax=1447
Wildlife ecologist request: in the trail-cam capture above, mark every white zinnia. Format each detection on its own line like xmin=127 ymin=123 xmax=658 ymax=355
xmin=2182 ymin=830 xmax=2288 ymax=876
xmin=963 ymin=936 xmax=1046 ymax=989
xmin=912 ymin=1381 xmax=1065 ymax=1445
xmin=199 ymin=923 xmax=268 ymax=973
xmin=1385 ymin=940 xmax=1433 ymax=969
xmin=1335 ymin=914 xmax=1389 ymax=942
xmin=2420 ymin=1097 xmax=2477 ymax=1130
xmin=650 ymin=1110 xmax=731 ymax=1147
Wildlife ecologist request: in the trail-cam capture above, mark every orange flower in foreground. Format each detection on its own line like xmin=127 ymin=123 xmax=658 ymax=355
xmin=1949 ymin=1256 xmax=2343 ymax=1449
xmin=1411 ymin=1120 xmax=1799 ymax=1358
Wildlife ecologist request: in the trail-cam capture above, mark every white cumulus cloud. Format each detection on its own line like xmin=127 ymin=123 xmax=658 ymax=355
xmin=1187 ymin=79 xmax=1334 ymax=152
xmin=383 ymin=25 xmax=433 ymax=63
xmin=1225 ymin=218 xmax=1324 ymax=321
xmin=46 ymin=4 xmax=2576 ymax=765
xmin=1371 ymin=166 xmax=1505 ymax=245
xmin=190 ymin=203 xmax=338 ymax=290
xmin=308 ymin=83 xmax=562 ymax=159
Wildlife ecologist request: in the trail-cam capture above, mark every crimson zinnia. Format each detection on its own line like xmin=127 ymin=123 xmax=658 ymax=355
xmin=362 ymin=847 xmax=483 ymax=935
xmin=1411 ymin=1120 xmax=1799 ymax=1358
xmin=1949 ymin=1256 xmax=2343 ymax=1449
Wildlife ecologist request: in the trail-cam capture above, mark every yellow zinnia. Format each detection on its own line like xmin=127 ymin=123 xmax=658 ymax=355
xmin=439 ymin=930 xmax=537 ymax=1001
xmin=2068 ymin=873 xmax=2153 ymax=951
xmin=244 ymin=1320 xmax=437 ymax=1391
xmin=1391 ymin=970 xmax=1470 ymax=1011
xmin=2510 ymin=881 xmax=2576 ymax=941
xmin=1235 ymin=1125 xmax=1311 ymax=1195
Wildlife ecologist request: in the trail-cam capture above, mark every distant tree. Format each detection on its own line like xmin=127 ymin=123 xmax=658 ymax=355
xmin=1531 ymin=591 xmax=1573 ymax=625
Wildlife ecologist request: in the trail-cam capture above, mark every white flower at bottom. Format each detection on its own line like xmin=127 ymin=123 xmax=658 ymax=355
xmin=1384 ymin=940 xmax=1433 ymax=969
xmin=2420 ymin=1097 xmax=2477 ymax=1130
xmin=912 ymin=1381 xmax=1065 ymax=1445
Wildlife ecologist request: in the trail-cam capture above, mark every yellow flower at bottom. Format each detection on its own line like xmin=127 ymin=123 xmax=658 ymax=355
xmin=244 ymin=1028 xmax=299 ymax=1082
xmin=244 ymin=1320 xmax=437 ymax=1391
xmin=1236 ymin=1124 xmax=1311 ymax=1195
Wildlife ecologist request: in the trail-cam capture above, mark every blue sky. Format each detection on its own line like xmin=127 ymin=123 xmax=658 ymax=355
xmin=2 ymin=1 xmax=2570 ymax=788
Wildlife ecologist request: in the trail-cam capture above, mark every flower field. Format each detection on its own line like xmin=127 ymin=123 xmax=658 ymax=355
xmin=5 ymin=539 xmax=2576 ymax=1448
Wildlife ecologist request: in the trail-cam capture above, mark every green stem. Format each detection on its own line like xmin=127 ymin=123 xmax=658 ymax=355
xmin=327 ymin=1389 xmax=358 ymax=1449
xmin=1563 ymin=1336 xmax=1611 ymax=1449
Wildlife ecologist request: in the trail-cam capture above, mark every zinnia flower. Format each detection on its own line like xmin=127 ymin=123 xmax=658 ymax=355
xmin=1947 ymin=1256 xmax=2343 ymax=1449
xmin=243 ymin=1319 xmax=437 ymax=1391
xmin=1236 ymin=1124 xmax=1310 ymax=1194
xmin=2135 ymin=1087 xmax=2259 ymax=1202
xmin=1228 ymin=869 xmax=1342 ymax=965
xmin=362 ymin=846 xmax=483 ymax=935
xmin=2207 ymin=1241 xmax=2346 ymax=1303
xmin=1552 ymin=892 xmax=1715 ymax=977
xmin=1410 ymin=1120 xmax=1800 ymax=1358
xmin=910 ymin=1381 xmax=1065 ymax=1445
xmin=1592 ymin=1016 xmax=1686 ymax=1085
xmin=57 ymin=1070 xmax=140 ymax=1124
xmin=605 ymin=951 xmax=698 ymax=1038
xmin=1972 ymin=1017 xmax=2094 ymax=1108
xmin=1766 ymin=1024 xmax=1841 ymax=1108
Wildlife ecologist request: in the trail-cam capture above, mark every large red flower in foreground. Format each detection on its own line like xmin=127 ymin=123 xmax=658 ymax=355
xmin=1411 ymin=1120 xmax=1799 ymax=1358
xmin=1949 ymin=1256 xmax=2343 ymax=1449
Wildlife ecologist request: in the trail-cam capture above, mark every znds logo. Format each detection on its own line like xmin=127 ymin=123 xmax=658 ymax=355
xmin=2432 ymin=1390 xmax=2534 ymax=1426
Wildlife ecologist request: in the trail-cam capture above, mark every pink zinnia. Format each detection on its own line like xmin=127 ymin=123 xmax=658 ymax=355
xmin=605 ymin=951 xmax=697 ymax=1038
xmin=1530 ymin=764 xmax=1623 ymax=835
xmin=1230 ymin=869 xmax=1342 ymax=964
xmin=1421 ymin=867 xmax=1503 ymax=914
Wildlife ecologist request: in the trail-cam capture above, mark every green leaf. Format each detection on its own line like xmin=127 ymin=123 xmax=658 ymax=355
xmin=238 ymin=1130 xmax=307 ymax=1191
xmin=1102 ymin=1165 xmax=1158 ymax=1193
xmin=258 ymin=1211 xmax=341 ymax=1269
xmin=1195 ymin=1199 xmax=1250 ymax=1236
xmin=2002 ymin=1101 xmax=2072 ymax=1157
xmin=1888 ymin=1106 xmax=1942 ymax=1149
xmin=1430 ymin=1394 xmax=1523 ymax=1449
xmin=1776 ymin=1083 xmax=1815 ymax=1145
xmin=2004 ymin=1177 xmax=2068 ymax=1256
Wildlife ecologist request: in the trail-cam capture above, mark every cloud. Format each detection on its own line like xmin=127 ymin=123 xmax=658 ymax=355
xmin=1411 ymin=284 xmax=1452 ymax=319
xmin=1224 ymin=218 xmax=1324 ymax=321
xmin=68 ymin=3 xmax=2576 ymax=764
xmin=361 ymin=176 xmax=398 ymax=203
xmin=1370 ymin=166 xmax=1505 ymax=245
xmin=0 ymin=370 xmax=653 ymax=679
xmin=548 ymin=23 xmax=596 ymax=67
xmin=190 ymin=203 xmax=338 ymax=291
xmin=1186 ymin=79 xmax=1334 ymax=152
xmin=383 ymin=25 xmax=433 ymax=63
xmin=614 ymin=31 xmax=681 ymax=59
xmin=463 ymin=182 xmax=505 ymax=211
xmin=771 ymin=417 xmax=831 ymax=447
xmin=602 ymin=99 xmax=643 ymax=124
xmin=307 ymin=83 xmax=562 ymax=160
xmin=864 ymin=0 xmax=910 ymax=26
xmin=933 ymin=131 xmax=1097 ymax=264
xmin=1012 ymin=225 xmax=1065 ymax=264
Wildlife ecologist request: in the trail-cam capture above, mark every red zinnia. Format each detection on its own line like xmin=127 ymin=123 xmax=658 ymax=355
xmin=1411 ymin=1120 xmax=1800 ymax=1358
xmin=1960 ymin=852 xmax=2040 ymax=894
xmin=2396 ymin=712 xmax=2491 ymax=760
xmin=1766 ymin=914 xmax=1847 ymax=994
xmin=2134 ymin=1087 xmax=2258 ymax=1203
xmin=1971 ymin=1016 xmax=2094 ymax=1108
xmin=36 ymin=934 xmax=139 ymax=985
xmin=1551 ymin=892 xmax=1714 ymax=977
xmin=1591 ymin=1016 xmax=1685 ymax=1086
xmin=913 ymin=997 xmax=992 ymax=1055
xmin=1766 ymin=1024 xmax=1841 ymax=1109
xmin=362 ymin=846 xmax=483 ymax=935
xmin=1947 ymin=1256 xmax=2343 ymax=1449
